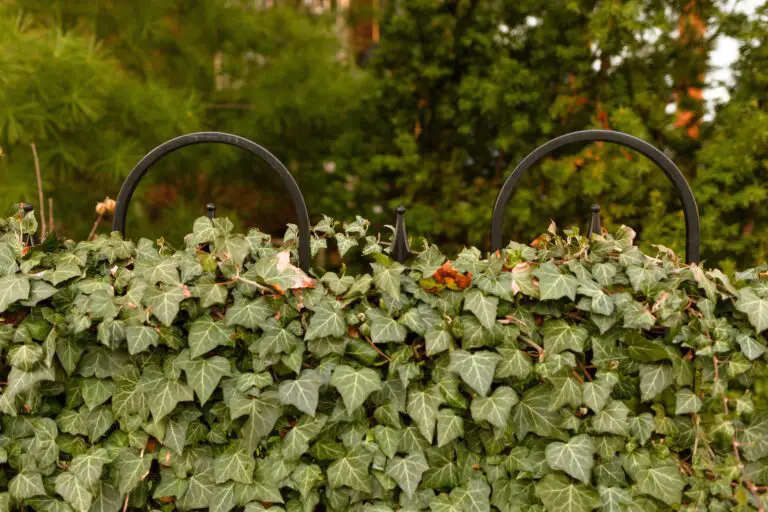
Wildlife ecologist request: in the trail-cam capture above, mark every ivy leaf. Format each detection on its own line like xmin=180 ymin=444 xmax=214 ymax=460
xmin=69 ymin=449 xmax=109 ymax=487
xmin=639 ymin=364 xmax=673 ymax=401
xmin=305 ymin=301 xmax=346 ymax=340
xmin=0 ymin=274 xmax=30 ymax=312
xmin=331 ymin=365 xmax=381 ymax=414
xmin=542 ymin=320 xmax=588 ymax=354
xmin=436 ymin=410 xmax=464 ymax=448
xmin=534 ymin=474 xmax=600 ymax=512
xmin=511 ymin=385 xmax=563 ymax=439
xmin=188 ymin=315 xmax=235 ymax=358
xmin=55 ymin=472 xmax=93 ymax=512
xmin=463 ymin=289 xmax=498 ymax=330
xmin=143 ymin=285 xmax=185 ymax=326
xmin=591 ymin=400 xmax=630 ymax=436
xmin=386 ymin=452 xmax=429 ymax=498
xmin=599 ymin=486 xmax=634 ymax=512
xmin=533 ymin=263 xmax=578 ymax=301
xmin=115 ymin=450 xmax=152 ymax=495
xmin=545 ymin=434 xmax=595 ymax=484
xmin=407 ymin=387 xmax=443 ymax=442
xmin=9 ymin=470 xmax=46 ymax=500
xmin=371 ymin=262 xmax=403 ymax=299
xmin=448 ymin=350 xmax=501 ymax=397
xmin=470 ymin=386 xmax=518 ymax=429
xmin=225 ymin=297 xmax=273 ymax=329
xmin=194 ymin=276 xmax=229 ymax=307
xmin=327 ymin=446 xmax=372 ymax=493
xmin=674 ymin=388 xmax=702 ymax=415
xmin=215 ymin=450 xmax=255 ymax=484
xmin=278 ymin=369 xmax=322 ymax=416
xmin=736 ymin=288 xmax=768 ymax=333
xmin=291 ymin=463 xmax=322 ymax=499
xmin=126 ymin=325 xmax=159 ymax=355
xmin=635 ymin=461 xmax=684 ymax=506
xmin=453 ymin=478 xmax=491 ymax=512
xmin=371 ymin=316 xmax=408 ymax=344
xmin=582 ymin=379 xmax=613 ymax=413
xmin=180 ymin=356 xmax=231 ymax=405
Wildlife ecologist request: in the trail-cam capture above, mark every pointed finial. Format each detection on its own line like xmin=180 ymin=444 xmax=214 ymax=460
xmin=392 ymin=205 xmax=411 ymax=263
xmin=206 ymin=203 xmax=216 ymax=219
xmin=21 ymin=203 xmax=34 ymax=214
xmin=587 ymin=203 xmax=601 ymax=237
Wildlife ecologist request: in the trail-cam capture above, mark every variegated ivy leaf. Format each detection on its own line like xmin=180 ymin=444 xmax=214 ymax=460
xmin=532 ymin=263 xmax=579 ymax=301
xmin=371 ymin=261 xmax=403 ymax=299
xmin=188 ymin=315 xmax=235 ymax=358
xmin=0 ymin=273 xmax=30 ymax=312
xmin=544 ymin=434 xmax=595 ymax=484
xmin=142 ymin=285 xmax=185 ymax=326
xmin=386 ymin=452 xmax=429 ymax=498
xmin=55 ymin=472 xmax=92 ymax=512
xmin=179 ymin=355 xmax=231 ymax=405
xmin=407 ymin=386 xmax=444 ymax=442
xmin=639 ymin=364 xmax=673 ymax=401
xmin=470 ymin=386 xmax=518 ymax=429
xmin=542 ymin=320 xmax=588 ymax=354
xmin=327 ymin=446 xmax=373 ymax=493
xmin=534 ymin=474 xmax=600 ymax=512
xmin=278 ymin=369 xmax=323 ymax=416
xmin=214 ymin=449 xmax=255 ymax=484
xmin=674 ymin=388 xmax=702 ymax=415
xmin=305 ymin=301 xmax=346 ymax=340
xmin=126 ymin=325 xmax=159 ymax=355
xmin=330 ymin=365 xmax=381 ymax=414
xmin=448 ymin=350 xmax=501 ymax=397
xmin=635 ymin=461 xmax=685 ymax=506
xmin=736 ymin=287 xmax=768 ymax=333
xmin=463 ymin=289 xmax=498 ymax=330
xmin=9 ymin=470 xmax=46 ymax=501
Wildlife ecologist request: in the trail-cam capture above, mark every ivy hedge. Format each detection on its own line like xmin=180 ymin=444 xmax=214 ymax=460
xmin=1 ymin=211 xmax=768 ymax=512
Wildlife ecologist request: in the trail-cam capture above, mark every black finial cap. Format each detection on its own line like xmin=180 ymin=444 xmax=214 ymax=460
xmin=206 ymin=203 xmax=216 ymax=219
xmin=587 ymin=203 xmax=602 ymax=237
xmin=22 ymin=203 xmax=34 ymax=213
xmin=392 ymin=205 xmax=411 ymax=263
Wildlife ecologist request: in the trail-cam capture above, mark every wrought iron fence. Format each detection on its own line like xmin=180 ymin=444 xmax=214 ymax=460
xmin=21 ymin=129 xmax=702 ymax=267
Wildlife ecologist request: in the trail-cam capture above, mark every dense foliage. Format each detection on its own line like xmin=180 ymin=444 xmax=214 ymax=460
xmin=1 ymin=210 xmax=768 ymax=511
xmin=0 ymin=1 xmax=767 ymax=268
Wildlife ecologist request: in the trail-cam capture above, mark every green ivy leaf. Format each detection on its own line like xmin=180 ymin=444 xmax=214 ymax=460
xmin=188 ymin=315 xmax=235 ymax=358
xmin=278 ymin=369 xmax=322 ymax=416
xmin=470 ymin=386 xmax=518 ymax=429
xmin=542 ymin=320 xmax=588 ymax=354
xmin=544 ymin=434 xmax=595 ymax=484
xmin=305 ymin=301 xmax=346 ymax=340
xmin=736 ymin=287 xmax=768 ymax=333
xmin=9 ymin=470 xmax=46 ymax=501
xmin=0 ymin=274 xmax=30 ymax=312
xmin=386 ymin=452 xmax=429 ymax=498
xmin=215 ymin=450 xmax=255 ymax=484
xmin=639 ymin=364 xmax=673 ymax=401
xmin=674 ymin=388 xmax=702 ymax=415
xmin=54 ymin=472 xmax=92 ymax=512
xmin=331 ymin=365 xmax=381 ymax=414
xmin=533 ymin=263 xmax=578 ymax=301
xmin=635 ymin=461 xmax=684 ymax=506
xmin=327 ymin=446 xmax=372 ymax=493
xmin=534 ymin=474 xmax=600 ymax=512
xmin=143 ymin=285 xmax=185 ymax=326
xmin=448 ymin=350 xmax=501 ymax=397
xmin=463 ymin=289 xmax=498 ymax=330
xmin=180 ymin=356 xmax=231 ymax=405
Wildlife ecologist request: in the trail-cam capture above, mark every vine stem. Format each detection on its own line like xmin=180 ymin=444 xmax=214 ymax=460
xmin=88 ymin=212 xmax=104 ymax=241
xmin=713 ymin=356 xmax=765 ymax=511
xmin=520 ymin=335 xmax=545 ymax=362
xmin=30 ymin=143 xmax=46 ymax=238
xmin=364 ymin=335 xmax=391 ymax=362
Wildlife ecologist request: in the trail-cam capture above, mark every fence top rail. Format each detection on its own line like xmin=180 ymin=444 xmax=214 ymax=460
xmin=490 ymin=129 xmax=701 ymax=263
xmin=112 ymin=131 xmax=311 ymax=271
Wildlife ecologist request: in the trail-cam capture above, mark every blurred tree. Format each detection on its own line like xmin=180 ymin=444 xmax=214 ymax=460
xmin=0 ymin=0 xmax=765 ymax=269
xmin=0 ymin=1 xmax=367 ymax=243
xmin=325 ymin=0 xmax=765 ymax=268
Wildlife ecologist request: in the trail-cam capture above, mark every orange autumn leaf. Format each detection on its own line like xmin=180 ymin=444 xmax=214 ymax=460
xmin=432 ymin=261 xmax=472 ymax=290
xmin=674 ymin=110 xmax=695 ymax=128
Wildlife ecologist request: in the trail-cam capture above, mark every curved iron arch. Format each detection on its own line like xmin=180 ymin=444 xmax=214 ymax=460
xmin=113 ymin=132 xmax=311 ymax=271
xmin=490 ymin=129 xmax=701 ymax=263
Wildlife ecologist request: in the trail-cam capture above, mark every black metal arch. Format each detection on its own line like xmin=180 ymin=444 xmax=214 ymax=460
xmin=113 ymin=131 xmax=311 ymax=271
xmin=490 ymin=129 xmax=701 ymax=263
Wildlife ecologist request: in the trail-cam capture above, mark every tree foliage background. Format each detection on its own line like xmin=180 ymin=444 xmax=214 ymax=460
xmin=0 ymin=0 xmax=766 ymax=270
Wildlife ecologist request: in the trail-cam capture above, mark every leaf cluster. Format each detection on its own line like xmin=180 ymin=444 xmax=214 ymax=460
xmin=1 ymin=212 xmax=768 ymax=511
